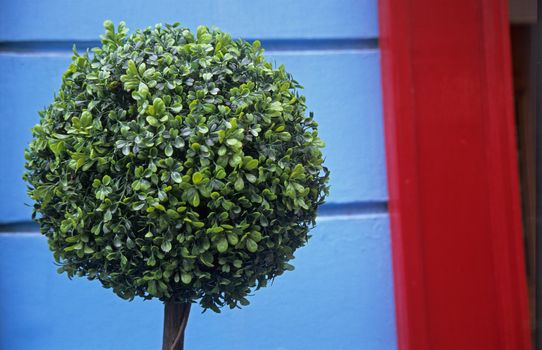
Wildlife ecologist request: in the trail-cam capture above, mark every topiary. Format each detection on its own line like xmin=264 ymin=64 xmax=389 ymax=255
xmin=24 ymin=20 xmax=329 ymax=349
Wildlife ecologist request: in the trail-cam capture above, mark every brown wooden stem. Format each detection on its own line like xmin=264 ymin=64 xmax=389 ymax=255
xmin=162 ymin=301 xmax=191 ymax=350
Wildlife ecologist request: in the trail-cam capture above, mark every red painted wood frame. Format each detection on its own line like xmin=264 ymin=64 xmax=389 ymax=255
xmin=378 ymin=0 xmax=533 ymax=349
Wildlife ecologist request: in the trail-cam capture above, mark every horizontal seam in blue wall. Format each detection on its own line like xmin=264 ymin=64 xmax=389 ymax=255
xmin=0 ymin=38 xmax=378 ymax=54
xmin=318 ymin=201 xmax=388 ymax=217
xmin=0 ymin=201 xmax=388 ymax=232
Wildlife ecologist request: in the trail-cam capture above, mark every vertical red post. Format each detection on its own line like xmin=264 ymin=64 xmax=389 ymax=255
xmin=378 ymin=0 xmax=533 ymax=349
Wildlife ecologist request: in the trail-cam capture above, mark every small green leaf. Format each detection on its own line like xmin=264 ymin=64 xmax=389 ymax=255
xmin=181 ymin=272 xmax=193 ymax=284
xmin=161 ymin=241 xmax=172 ymax=253
xmin=250 ymin=231 xmax=262 ymax=242
xmin=146 ymin=116 xmax=160 ymax=126
xmin=166 ymin=209 xmax=180 ymax=219
xmin=64 ymin=242 xmax=83 ymax=252
xmin=192 ymin=172 xmax=204 ymax=184
xmin=65 ymin=236 xmax=79 ymax=243
xmin=174 ymin=137 xmax=185 ymax=148
xmin=102 ymin=175 xmax=111 ymax=185
xmin=154 ymin=203 xmax=166 ymax=211
xmin=226 ymin=138 xmax=240 ymax=147
xmin=234 ymin=177 xmax=244 ymax=191
xmin=226 ymin=231 xmax=238 ymax=245
xmin=216 ymin=168 xmax=226 ymax=179
xmin=245 ymin=173 xmax=257 ymax=183
xmin=191 ymin=192 xmax=200 ymax=207
xmin=217 ymin=237 xmax=228 ymax=253
xmin=202 ymin=72 xmax=212 ymax=81
xmin=246 ymin=238 xmax=258 ymax=253
xmin=199 ymin=252 xmax=214 ymax=267
xmin=165 ymin=144 xmax=173 ymax=157
xmin=284 ymin=263 xmax=295 ymax=271
xmin=153 ymin=98 xmax=166 ymax=116
xmin=245 ymin=159 xmax=258 ymax=170
xmin=171 ymin=172 xmax=182 ymax=183
xmin=121 ymin=254 xmax=128 ymax=267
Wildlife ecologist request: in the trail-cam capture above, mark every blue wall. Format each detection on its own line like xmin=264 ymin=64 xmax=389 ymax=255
xmin=0 ymin=1 xmax=396 ymax=349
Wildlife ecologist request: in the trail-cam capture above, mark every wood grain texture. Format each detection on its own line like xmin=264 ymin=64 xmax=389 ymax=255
xmin=163 ymin=302 xmax=191 ymax=350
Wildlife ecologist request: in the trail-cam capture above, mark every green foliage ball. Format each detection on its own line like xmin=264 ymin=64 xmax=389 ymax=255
xmin=24 ymin=21 xmax=329 ymax=311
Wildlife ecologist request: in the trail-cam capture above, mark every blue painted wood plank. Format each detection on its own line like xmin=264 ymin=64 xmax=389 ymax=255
xmin=0 ymin=50 xmax=387 ymax=223
xmin=0 ymin=56 xmax=69 ymax=223
xmin=268 ymin=50 xmax=388 ymax=204
xmin=0 ymin=0 xmax=377 ymax=42
xmin=0 ymin=215 xmax=397 ymax=350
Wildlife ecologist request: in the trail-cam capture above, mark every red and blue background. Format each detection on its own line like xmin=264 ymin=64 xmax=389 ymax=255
xmin=0 ymin=0 xmax=532 ymax=349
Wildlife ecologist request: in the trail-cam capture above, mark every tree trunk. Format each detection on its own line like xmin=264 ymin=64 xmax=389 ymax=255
xmin=162 ymin=301 xmax=191 ymax=350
